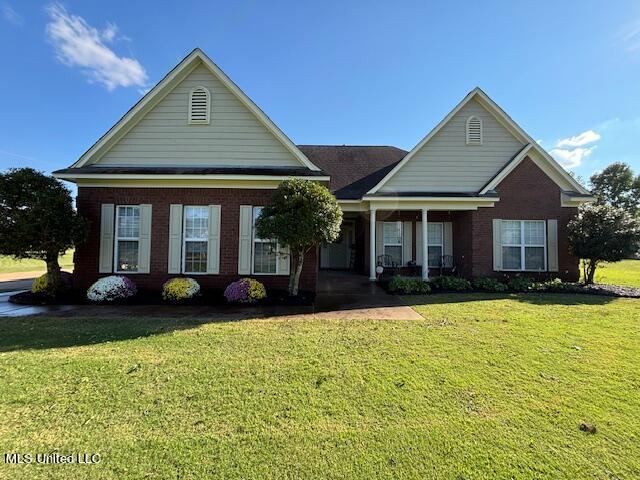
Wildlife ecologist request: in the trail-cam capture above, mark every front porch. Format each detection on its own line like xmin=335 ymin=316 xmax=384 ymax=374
xmin=320 ymin=205 xmax=481 ymax=281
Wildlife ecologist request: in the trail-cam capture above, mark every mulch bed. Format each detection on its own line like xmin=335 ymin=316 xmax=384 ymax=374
xmin=9 ymin=289 xmax=315 ymax=307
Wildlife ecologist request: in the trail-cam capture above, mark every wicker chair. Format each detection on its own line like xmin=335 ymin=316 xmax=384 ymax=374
xmin=439 ymin=255 xmax=457 ymax=276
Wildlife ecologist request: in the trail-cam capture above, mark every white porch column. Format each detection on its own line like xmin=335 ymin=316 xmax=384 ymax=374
xmin=369 ymin=208 xmax=377 ymax=281
xmin=421 ymin=208 xmax=429 ymax=280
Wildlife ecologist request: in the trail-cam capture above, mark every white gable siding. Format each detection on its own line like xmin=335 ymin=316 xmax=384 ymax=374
xmin=380 ymin=99 xmax=525 ymax=193
xmin=95 ymin=63 xmax=302 ymax=167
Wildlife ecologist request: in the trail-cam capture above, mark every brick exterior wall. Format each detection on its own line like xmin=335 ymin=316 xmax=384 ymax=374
xmin=74 ymin=187 xmax=318 ymax=292
xmin=468 ymin=156 xmax=579 ymax=281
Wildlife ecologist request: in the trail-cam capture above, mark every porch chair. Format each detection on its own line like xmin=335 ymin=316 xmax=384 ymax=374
xmin=377 ymin=254 xmax=400 ymax=278
xmin=439 ymin=255 xmax=457 ymax=276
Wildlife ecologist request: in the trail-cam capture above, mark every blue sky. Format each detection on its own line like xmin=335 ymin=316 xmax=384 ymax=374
xmin=1 ymin=1 xmax=639 ymax=186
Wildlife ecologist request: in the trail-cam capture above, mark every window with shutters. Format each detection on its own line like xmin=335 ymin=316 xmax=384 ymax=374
xmin=382 ymin=222 xmax=403 ymax=266
xmin=114 ymin=206 xmax=140 ymax=272
xmin=466 ymin=116 xmax=482 ymax=145
xmin=427 ymin=223 xmax=444 ymax=268
xmin=501 ymin=220 xmax=546 ymax=271
xmin=252 ymin=207 xmax=279 ymax=274
xmin=183 ymin=206 xmax=209 ymax=273
xmin=188 ymin=86 xmax=210 ymax=124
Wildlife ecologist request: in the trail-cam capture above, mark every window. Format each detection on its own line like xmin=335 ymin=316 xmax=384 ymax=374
xmin=427 ymin=223 xmax=444 ymax=268
xmin=183 ymin=206 xmax=209 ymax=273
xmin=501 ymin=220 xmax=546 ymax=271
xmin=189 ymin=86 xmax=210 ymax=124
xmin=466 ymin=116 xmax=482 ymax=145
xmin=383 ymin=222 xmax=403 ymax=266
xmin=115 ymin=206 xmax=140 ymax=272
xmin=252 ymin=207 xmax=278 ymax=274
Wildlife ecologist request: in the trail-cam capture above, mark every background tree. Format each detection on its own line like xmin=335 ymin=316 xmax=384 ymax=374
xmin=568 ymin=203 xmax=640 ymax=284
xmin=255 ymin=179 xmax=342 ymax=296
xmin=590 ymin=162 xmax=640 ymax=213
xmin=0 ymin=168 xmax=87 ymax=294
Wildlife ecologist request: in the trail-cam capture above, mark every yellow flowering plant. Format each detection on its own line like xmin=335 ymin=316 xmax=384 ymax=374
xmin=162 ymin=277 xmax=201 ymax=303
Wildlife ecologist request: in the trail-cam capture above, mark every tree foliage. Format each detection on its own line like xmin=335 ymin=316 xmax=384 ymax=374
xmin=590 ymin=162 xmax=640 ymax=213
xmin=0 ymin=168 xmax=87 ymax=293
xmin=255 ymin=179 xmax=342 ymax=295
xmin=568 ymin=203 xmax=640 ymax=284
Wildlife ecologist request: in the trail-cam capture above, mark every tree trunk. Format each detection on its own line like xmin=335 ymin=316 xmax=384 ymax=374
xmin=45 ymin=254 xmax=61 ymax=295
xmin=585 ymin=259 xmax=598 ymax=285
xmin=288 ymin=250 xmax=305 ymax=296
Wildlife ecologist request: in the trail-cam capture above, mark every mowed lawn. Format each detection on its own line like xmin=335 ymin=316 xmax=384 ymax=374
xmin=1 ymin=294 xmax=639 ymax=479
xmin=591 ymin=259 xmax=640 ymax=288
xmin=0 ymin=251 xmax=74 ymax=274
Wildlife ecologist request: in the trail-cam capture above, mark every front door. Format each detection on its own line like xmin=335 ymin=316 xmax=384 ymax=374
xmin=320 ymin=222 xmax=354 ymax=269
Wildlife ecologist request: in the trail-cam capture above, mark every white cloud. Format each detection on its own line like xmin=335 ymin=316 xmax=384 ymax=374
xmin=556 ymin=129 xmax=601 ymax=148
xmin=618 ymin=21 xmax=640 ymax=52
xmin=101 ymin=22 xmax=118 ymax=42
xmin=45 ymin=3 xmax=148 ymax=91
xmin=2 ymin=3 xmax=23 ymax=25
xmin=550 ymin=147 xmax=595 ymax=169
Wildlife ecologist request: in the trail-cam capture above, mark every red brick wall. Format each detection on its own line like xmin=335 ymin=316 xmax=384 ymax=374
xmin=74 ymin=187 xmax=318 ymax=292
xmin=470 ymin=157 xmax=579 ymax=281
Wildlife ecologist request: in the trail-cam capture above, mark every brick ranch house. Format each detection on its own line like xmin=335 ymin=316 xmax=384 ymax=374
xmin=53 ymin=48 xmax=594 ymax=294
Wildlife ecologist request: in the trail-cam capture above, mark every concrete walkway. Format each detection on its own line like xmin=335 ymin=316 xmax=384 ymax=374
xmin=0 ymin=270 xmax=422 ymax=320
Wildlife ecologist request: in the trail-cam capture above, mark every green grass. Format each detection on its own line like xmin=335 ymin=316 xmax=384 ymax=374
xmin=589 ymin=259 xmax=640 ymax=288
xmin=0 ymin=251 xmax=74 ymax=274
xmin=1 ymin=294 xmax=639 ymax=479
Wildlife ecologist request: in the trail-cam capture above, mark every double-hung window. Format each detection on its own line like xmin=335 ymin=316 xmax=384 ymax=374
xmin=382 ymin=221 xmax=403 ymax=266
xmin=427 ymin=223 xmax=444 ymax=268
xmin=183 ymin=206 xmax=209 ymax=274
xmin=501 ymin=220 xmax=546 ymax=271
xmin=115 ymin=206 xmax=140 ymax=272
xmin=252 ymin=207 xmax=278 ymax=274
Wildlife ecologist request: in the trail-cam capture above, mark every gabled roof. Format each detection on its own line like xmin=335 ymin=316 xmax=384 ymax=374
xmin=69 ymin=48 xmax=320 ymax=171
xmin=367 ymin=87 xmax=590 ymax=195
xmin=298 ymin=145 xmax=407 ymax=199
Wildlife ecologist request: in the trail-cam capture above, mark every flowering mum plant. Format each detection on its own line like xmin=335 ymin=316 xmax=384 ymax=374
xmin=87 ymin=275 xmax=137 ymax=302
xmin=223 ymin=278 xmax=267 ymax=304
xmin=31 ymin=271 xmax=73 ymax=294
xmin=162 ymin=277 xmax=200 ymax=303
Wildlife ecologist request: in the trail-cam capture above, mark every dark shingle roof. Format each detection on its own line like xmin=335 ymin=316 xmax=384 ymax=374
xmin=297 ymin=145 xmax=407 ymax=199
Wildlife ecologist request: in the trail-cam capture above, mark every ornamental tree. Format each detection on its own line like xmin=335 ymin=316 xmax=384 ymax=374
xmin=568 ymin=203 xmax=640 ymax=284
xmin=0 ymin=168 xmax=87 ymax=294
xmin=255 ymin=178 xmax=342 ymax=296
xmin=590 ymin=162 xmax=640 ymax=213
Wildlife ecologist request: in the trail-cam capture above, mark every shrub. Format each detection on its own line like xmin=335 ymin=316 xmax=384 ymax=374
xmin=31 ymin=271 xmax=73 ymax=294
xmin=388 ymin=276 xmax=431 ymax=295
xmin=530 ymin=278 xmax=577 ymax=293
xmin=430 ymin=276 xmax=472 ymax=291
xmin=87 ymin=275 xmax=137 ymax=302
xmin=162 ymin=277 xmax=200 ymax=303
xmin=472 ymin=277 xmax=508 ymax=292
xmin=507 ymin=276 xmax=534 ymax=292
xmin=224 ymin=278 xmax=267 ymax=304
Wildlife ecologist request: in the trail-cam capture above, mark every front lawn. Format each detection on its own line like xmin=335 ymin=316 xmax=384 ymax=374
xmin=589 ymin=259 xmax=640 ymax=288
xmin=0 ymin=294 xmax=638 ymax=479
xmin=0 ymin=251 xmax=74 ymax=274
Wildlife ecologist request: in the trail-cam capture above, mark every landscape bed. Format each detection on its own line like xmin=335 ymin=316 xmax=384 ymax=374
xmin=0 ymin=293 xmax=638 ymax=479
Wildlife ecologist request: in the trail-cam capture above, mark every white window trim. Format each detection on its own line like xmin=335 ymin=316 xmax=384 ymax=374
xmin=188 ymin=86 xmax=210 ymax=125
xmin=182 ymin=205 xmax=209 ymax=275
xmin=501 ymin=220 xmax=547 ymax=272
xmin=114 ymin=205 xmax=141 ymax=274
xmin=427 ymin=222 xmax=444 ymax=268
xmin=466 ymin=115 xmax=483 ymax=145
xmin=251 ymin=206 xmax=279 ymax=275
xmin=383 ymin=221 xmax=403 ymax=267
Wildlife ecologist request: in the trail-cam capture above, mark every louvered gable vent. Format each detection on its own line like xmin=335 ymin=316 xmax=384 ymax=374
xmin=189 ymin=87 xmax=210 ymax=124
xmin=466 ymin=116 xmax=482 ymax=145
